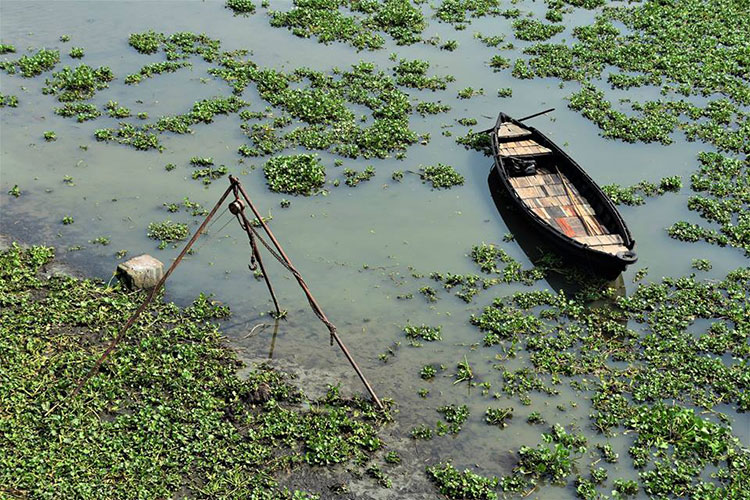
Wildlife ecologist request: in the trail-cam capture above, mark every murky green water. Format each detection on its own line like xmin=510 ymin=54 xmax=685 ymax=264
xmin=2 ymin=1 xmax=747 ymax=498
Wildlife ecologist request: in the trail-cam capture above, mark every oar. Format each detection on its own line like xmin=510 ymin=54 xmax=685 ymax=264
xmin=479 ymin=108 xmax=556 ymax=134
xmin=517 ymin=107 xmax=555 ymax=122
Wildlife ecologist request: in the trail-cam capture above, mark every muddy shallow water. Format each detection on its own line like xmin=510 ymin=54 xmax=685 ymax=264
xmin=2 ymin=1 xmax=748 ymax=498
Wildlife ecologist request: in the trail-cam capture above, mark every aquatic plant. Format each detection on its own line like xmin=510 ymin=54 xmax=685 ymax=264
xmin=0 ymin=43 xmax=15 ymax=54
xmin=602 ymin=176 xmax=682 ymax=206
xmin=415 ymin=101 xmax=451 ymax=115
xmin=104 ymin=100 xmax=131 ymax=118
xmin=69 ymin=47 xmax=84 ymax=59
xmin=403 ymin=323 xmax=442 ymax=342
xmin=434 ymin=0 xmax=502 ymax=26
xmin=7 ymin=185 xmax=20 ymax=197
xmin=43 ymin=131 xmax=57 ymax=141
xmin=147 ymin=220 xmax=190 ymax=245
xmin=513 ymin=19 xmax=565 ymax=42
xmin=0 ymin=94 xmax=19 ymax=107
xmin=457 ymin=87 xmax=483 ymax=99
xmin=54 ymin=102 xmax=100 ymax=121
xmin=394 ymin=58 xmax=454 ymax=91
xmin=669 ymin=153 xmax=748 ymax=254
xmin=42 ymin=64 xmax=114 ymax=101
xmin=343 ymin=166 xmax=376 ymax=187
xmin=419 ymin=164 xmax=464 ymax=189
xmin=61 ymin=216 xmax=74 ymax=225
xmin=425 ymin=462 xmax=499 ymax=500
xmin=0 ymin=244 xmax=386 ymax=498
xmin=484 ymin=407 xmax=512 ymax=428
xmin=226 ymin=0 xmax=256 ymax=15
xmin=1 ymin=48 xmax=59 ymax=77
xmin=437 ymin=404 xmax=469 ymax=434
xmin=420 ymin=364 xmax=437 ymax=380
xmin=264 ymin=154 xmax=326 ymax=196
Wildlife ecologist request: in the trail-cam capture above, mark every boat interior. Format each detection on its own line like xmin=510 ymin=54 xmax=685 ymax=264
xmin=495 ymin=121 xmax=629 ymax=256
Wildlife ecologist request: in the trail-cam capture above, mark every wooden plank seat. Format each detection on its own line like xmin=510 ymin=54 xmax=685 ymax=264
xmin=497 ymin=139 xmax=553 ymax=157
xmin=497 ymin=122 xmax=533 ymax=139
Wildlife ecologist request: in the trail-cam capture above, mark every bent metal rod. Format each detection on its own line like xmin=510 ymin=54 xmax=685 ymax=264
xmin=72 ymin=176 xmax=384 ymax=411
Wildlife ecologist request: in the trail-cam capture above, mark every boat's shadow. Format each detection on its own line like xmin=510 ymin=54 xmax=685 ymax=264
xmin=487 ymin=168 xmax=625 ymax=299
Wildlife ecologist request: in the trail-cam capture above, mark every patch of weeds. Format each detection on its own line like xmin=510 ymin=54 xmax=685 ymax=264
xmin=69 ymin=47 xmax=84 ymax=59
xmin=488 ymin=55 xmax=510 ymax=71
xmin=454 ymin=356 xmax=473 ymax=385
xmin=419 ymin=285 xmax=438 ymax=302
xmin=43 ymin=131 xmax=57 ymax=141
xmin=457 ymin=87 xmax=483 ymax=99
xmin=226 ymin=0 xmax=256 ymax=15
xmin=1 ymin=48 xmax=59 ymax=77
xmin=391 ymin=170 xmax=403 ymax=181
xmin=0 ymin=44 xmax=16 ymax=54
xmin=264 ymin=154 xmax=325 ymax=196
xmin=419 ymin=164 xmax=464 ymax=189
xmin=384 ymin=451 xmax=401 ymax=464
xmin=613 ymin=479 xmax=638 ymax=497
xmin=691 ymin=259 xmax=712 ymax=271
xmin=420 ymin=364 xmax=437 ymax=380
xmin=415 ymin=101 xmax=451 ymax=115
xmin=513 ymin=19 xmax=565 ymax=41
xmin=602 ymin=176 xmax=682 ymax=206
xmin=437 ymin=404 xmax=469 ymax=435
xmin=54 ymin=102 xmax=100 ymax=121
xmin=343 ymin=166 xmax=375 ymax=187
xmin=441 ymin=40 xmax=458 ymax=51
xmin=668 ymin=152 xmax=749 ymax=254
xmin=458 ymin=117 xmax=477 ymax=126
xmin=0 ymin=245 xmax=387 ymax=498
xmin=91 ymin=236 xmax=110 ymax=246
xmin=61 ymin=216 xmax=74 ymax=225
xmin=394 ymin=59 xmax=454 ymax=91
xmin=425 ymin=462 xmax=499 ymax=500
xmin=411 ymin=424 xmax=433 ymax=440
xmin=484 ymin=407 xmax=513 ymax=428
xmin=0 ymin=94 xmax=19 ymax=107
xmin=403 ymin=323 xmax=442 ymax=342
xmin=104 ymin=100 xmax=131 ymax=118
xmin=42 ymin=64 xmax=114 ymax=101
xmin=434 ymin=0 xmax=503 ymax=27
xmin=8 ymin=185 xmax=21 ymax=197
xmin=147 ymin=220 xmax=189 ymax=247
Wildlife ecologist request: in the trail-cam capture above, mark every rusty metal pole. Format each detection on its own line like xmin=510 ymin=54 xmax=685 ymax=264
xmin=71 ymin=184 xmax=235 ymax=397
xmin=229 ymin=197 xmax=283 ymax=317
xmin=228 ymin=176 xmax=385 ymax=411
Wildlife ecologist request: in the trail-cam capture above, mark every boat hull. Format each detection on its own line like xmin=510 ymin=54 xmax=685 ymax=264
xmin=489 ymin=112 xmax=637 ymax=278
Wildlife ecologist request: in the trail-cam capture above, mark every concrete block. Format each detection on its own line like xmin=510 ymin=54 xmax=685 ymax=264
xmin=117 ymin=254 xmax=164 ymax=290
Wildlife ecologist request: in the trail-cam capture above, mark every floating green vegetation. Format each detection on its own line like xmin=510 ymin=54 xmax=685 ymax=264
xmin=403 ymin=323 xmax=442 ymax=342
xmin=393 ymin=58 xmax=455 ymax=90
xmin=69 ymin=47 xmax=84 ymax=59
xmin=7 ymin=185 xmax=21 ymax=197
xmin=484 ymin=407 xmax=512 ymax=428
xmin=436 ymin=404 xmax=469 ymax=434
xmin=411 ymin=423 xmax=433 ymax=440
xmin=128 ymin=30 xmax=220 ymax=62
xmin=147 ymin=220 xmax=189 ymax=247
xmin=668 ymin=152 xmax=748 ymax=254
xmin=426 ymin=462 xmax=499 ymax=500
xmin=214 ymin=60 xmax=422 ymax=159
xmin=0 ymin=48 xmax=59 ymax=77
xmin=94 ymin=96 xmax=247 ymax=150
xmin=512 ymin=19 xmax=565 ymax=42
xmin=474 ymin=32 xmax=504 ymax=47
xmin=43 ymin=130 xmax=57 ymax=141
xmin=691 ymin=258 xmax=712 ymax=272
xmin=343 ymin=166 xmax=375 ymax=187
xmin=434 ymin=0 xmax=502 ymax=27
xmin=42 ymin=64 xmax=114 ymax=101
xmin=226 ymin=0 xmax=256 ymax=15
xmin=54 ymin=102 xmax=100 ymax=121
xmin=488 ymin=54 xmax=510 ymax=71
xmin=457 ymin=117 xmax=477 ymax=126
xmin=457 ymin=86 xmax=483 ymax=99
xmin=0 ymin=43 xmax=15 ymax=54
xmin=496 ymin=87 xmax=512 ymax=98
xmin=61 ymin=216 xmax=74 ymax=225
xmin=513 ymin=0 xmax=750 ymax=153
xmin=264 ymin=154 xmax=326 ymax=196
xmin=91 ymin=236 xmax=110 ymax=246
xmin=0 ymin=93 xmax=19 ymax=107
xmin=104 ymin=100 xmax=131 ymax=118
xmin=0 ymin=244 xmax=387 ymax=498
xmin=420 ymin=364 xmax=437 ymax=380
xmin=419 ymin=163 xmax=464 ymax=189
xmin=125 ymin=61 xmax=191 ymax=84
xmin=268 ymin=0 xmax=425 ymax=50
xmin=415 ymin=101 xmax=451 ymax=115
xmin=602 ymin=175 xmax=682 ymax=206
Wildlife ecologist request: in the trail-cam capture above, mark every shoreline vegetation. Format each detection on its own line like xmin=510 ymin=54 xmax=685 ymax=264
xmin=0 ymin=243 xmax=390 ymax=499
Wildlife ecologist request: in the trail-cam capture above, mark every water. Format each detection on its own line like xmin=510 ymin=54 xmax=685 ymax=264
xmin=1 ymin=2 xmax=747 ymax=498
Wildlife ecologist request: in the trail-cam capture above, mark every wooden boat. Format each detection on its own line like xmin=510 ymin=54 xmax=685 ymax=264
xmin=489 ymin=111 xmax=637 ymax=277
